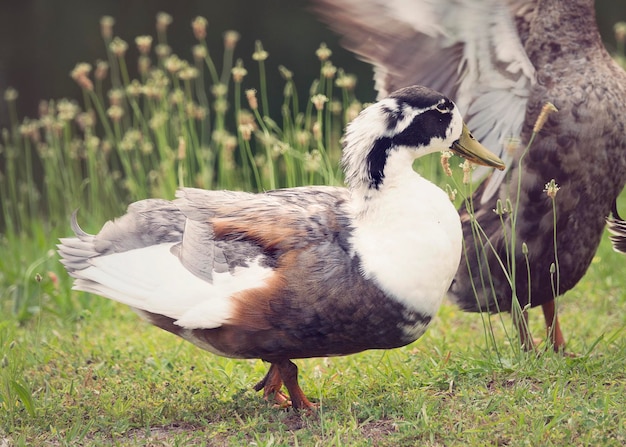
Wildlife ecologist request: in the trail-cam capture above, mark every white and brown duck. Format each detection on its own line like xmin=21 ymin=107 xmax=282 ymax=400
xmin=314 ymin=0 xmax=626 ymax=352
xmin=58 ymin=85 xmax=504 ymax=410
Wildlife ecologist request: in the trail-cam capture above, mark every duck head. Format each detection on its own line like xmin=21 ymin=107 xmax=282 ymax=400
xmin=341 ymin=85 xmax=505 ymax=190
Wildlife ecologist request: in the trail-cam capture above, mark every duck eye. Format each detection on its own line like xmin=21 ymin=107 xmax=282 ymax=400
xmin=436 ymin=102 xmax=448 ymax=113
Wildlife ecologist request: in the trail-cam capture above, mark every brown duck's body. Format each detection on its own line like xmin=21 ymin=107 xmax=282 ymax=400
xmin=314 ymin=0 xmax=626 ymax=351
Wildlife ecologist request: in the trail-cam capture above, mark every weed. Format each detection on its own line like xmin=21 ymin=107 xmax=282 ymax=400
xmin=0 ymin=14 xmax=360 ymax=235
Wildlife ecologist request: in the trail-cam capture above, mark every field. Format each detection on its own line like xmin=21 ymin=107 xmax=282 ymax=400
xmin=1 ymin=13 xmax=626 ymax=447
xmin=1 ymin=227 xmax=625 ymax=446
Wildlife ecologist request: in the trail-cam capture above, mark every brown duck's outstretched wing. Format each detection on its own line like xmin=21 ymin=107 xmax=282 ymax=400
xmin=312 ymin=0 xmax=536 ymax=200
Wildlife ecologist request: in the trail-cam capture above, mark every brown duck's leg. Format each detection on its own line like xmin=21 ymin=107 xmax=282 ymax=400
xmin=275 ymin=359 xmax=317 ymax=411
xmin=512 ymin=308 xmax=535 ymax=351
xmin=541 ymin=300 xmax=567 ymax=353
xmin=254 ymin=363 xmax=291 ymax=407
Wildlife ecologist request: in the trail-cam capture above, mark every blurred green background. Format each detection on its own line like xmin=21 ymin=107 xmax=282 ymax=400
xmin=0 ymin=0 xmax=373 ymax=129
xmin=1 ymin=0 xmax=625 ymax=128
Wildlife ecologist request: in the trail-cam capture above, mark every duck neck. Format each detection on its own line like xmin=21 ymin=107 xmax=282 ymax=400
xmin=347 ymin=147 xmax=420 ymax=218
xmin=346 ymin=149 xmax=462 ymax=319
xmin=527 ymin=0 xmax=602 ymax=68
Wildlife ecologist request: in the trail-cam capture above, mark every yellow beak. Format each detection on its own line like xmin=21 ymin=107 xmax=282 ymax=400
xmin=450 ymin=123 xmax=505 ymax=171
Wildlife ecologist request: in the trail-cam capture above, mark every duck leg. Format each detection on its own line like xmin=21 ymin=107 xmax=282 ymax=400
xmin=512 ymin=301 xmax=567 ymax=353
xmin=254 ymin=361 xmax=317 ymax=410
xmin=275 ymin=359 xmax=317 ymax=411
xmin=254 ymin=363 xmax=291 ymax=407
xmin=541 ymin=300 xmax=566 ymax=352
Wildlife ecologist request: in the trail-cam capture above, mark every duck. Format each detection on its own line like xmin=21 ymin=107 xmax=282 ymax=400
xmin=313 ymin=0 xmax=626 ymax=352
xmin=57 ymin=85 xmax=505 ymax=410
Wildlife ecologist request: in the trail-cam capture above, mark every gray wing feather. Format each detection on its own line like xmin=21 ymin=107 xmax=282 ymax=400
xmin=58 ymin=199 xmax=185 ymax=274
xmin=313 ymin=0 xmax=537 ymax=200
xmin=59 ymin=186 xmax=353 ymax=288
xmin=95 ymin=199 xmax=185 ymax=253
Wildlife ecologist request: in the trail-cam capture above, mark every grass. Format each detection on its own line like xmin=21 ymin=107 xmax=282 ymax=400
xmin=1 ymin=230 xmax=625 ymax=446
xmin=1 ymin=12 xmax=626 ymax=447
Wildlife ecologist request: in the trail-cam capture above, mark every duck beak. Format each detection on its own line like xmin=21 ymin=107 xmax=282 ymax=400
xmin=450 ymin=123 xmax=506 ymax=171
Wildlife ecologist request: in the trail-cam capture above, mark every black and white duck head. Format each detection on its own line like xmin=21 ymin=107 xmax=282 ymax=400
xmin=342 ymin=85 xmax=504 ymax=194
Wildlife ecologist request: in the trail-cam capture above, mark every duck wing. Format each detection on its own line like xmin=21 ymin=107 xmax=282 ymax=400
xmin=175 ymin=186 xmax=353 ymax=273
xmin=58 ymin=186 xmax=353 ymax=330
xmin=313 ymin=0 xmax=536 ymax=200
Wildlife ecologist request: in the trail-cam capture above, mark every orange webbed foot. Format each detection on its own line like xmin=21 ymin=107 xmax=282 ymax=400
xmin=255 ymin=361 xmax=318 ymax=411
